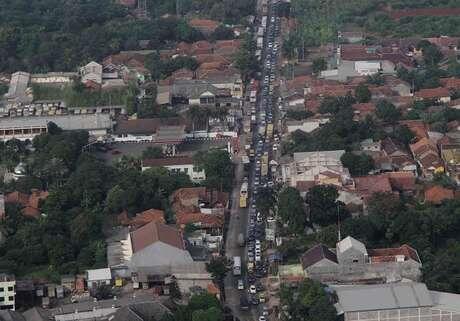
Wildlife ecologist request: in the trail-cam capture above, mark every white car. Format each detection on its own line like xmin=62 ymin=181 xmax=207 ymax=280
xmin=259 ymin=317 xmax=267 ymax=321
xmin=255 ymin=255 xmax=261 ymax=262
xmin=238 ymin=279 xmax=244 ymax=290
xmin=249 ymin=285 xmax=257 ymax=294
xmin=273 ymin=144 xmax=278 ymax=151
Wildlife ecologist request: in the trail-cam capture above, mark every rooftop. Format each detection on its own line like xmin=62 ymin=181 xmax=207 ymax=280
xmin=0 ymin=114 xmax=112 ymax=131
xmin=424 ymin=185 xmax=455 ymax=204
xmin=142 ymin=156 xmax=194 ymax=168
xmin=300 ymin=244 xmax=338 ymax=269
xmin=333 ymin=282 xmax=432 ymax=313
xmin=130 ymin=221 xmax=185 ymax=253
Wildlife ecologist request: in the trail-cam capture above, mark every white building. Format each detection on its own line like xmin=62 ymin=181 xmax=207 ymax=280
xmin=30 ymin=72 xmax=77 ymax=84
xmin=281 ymin=150 xmax=351 ymax=188
xmin=86 ymin=268 xmax=112 ymax=289
xmin=80 ymin=61 xmax=103 ymax=85
xmin=5 ymin=72 xmax=33 ymax=104
xmin=0 ymin=274 xmax=15 ymax=310
xmin=142 ymin=157 xmax=205 ymax=182
xmin=286 ymin=118 xmax=329 ymax=134
xmin=354 ymin=61 xmax=381 ymax=76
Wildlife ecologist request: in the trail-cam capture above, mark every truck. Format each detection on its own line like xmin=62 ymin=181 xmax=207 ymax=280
xmin=257 ymin=37 xmax=264 ymax=49
xmin=266 ymin=123 xmax=274 ymax=138
xmin=261 ymin=16 xmax=267 ymax=28
xmin=239 ymin=181 xmax=248 ymax=208
xmin=259 ymin=125 xmax=266 ymax=136
xmin=233 ymin=256 xmax=242 ymax=276
xmin=238 ymin=233 xmax=245 ymax=247
xmin=261 ymin=153 xmax=269 ymax=176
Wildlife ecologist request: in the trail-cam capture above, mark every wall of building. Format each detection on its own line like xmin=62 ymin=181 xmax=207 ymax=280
xmin=0 ymin=280 xmax=16 ymax=310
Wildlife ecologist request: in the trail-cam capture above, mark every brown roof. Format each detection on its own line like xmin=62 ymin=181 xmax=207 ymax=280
xmin=300 ymin=244 xmax=338 ymax=269
xmin=115 ymin=117 xmax=184 ymax=135
xmin=119 ymin=209 xmax=165 ymax=228
xmin=130 ymin=221 xmax=185 ymax=252
xmin=390 ymin=8 xmax=460 ymax=20
xmin=399 ymin=120 xmax=428 ymax=140
xmin=189 ymin=19 xmax=219 ymax=33
xmin=5 ymin=190 xmax=48 ymax=218
xmin=415 ymin=87 xmax=450 ymax=99
xmin=353 ymin=103 xmax=376 ymax=117
xmin=296 ymin=180 xmax=316 ymax=192
xmin=368 ymin=244 xmax=421 ymax=263
xmin=176 ymin=212 xmax=224 ymax=228
xmin=355 ymin=175 xmax=393 ymax=195
xmin=440 ymin=77 xmax=460 ymax=90
xmin=171 ymin=187 xmax=229 ymax=215
xmin=142 ymin=156 xmax=194 ymax=168
xmin=385 ymin=172 xmax=416 ymax=191
xmin=424 ymin=185 xmax=455 ymax=204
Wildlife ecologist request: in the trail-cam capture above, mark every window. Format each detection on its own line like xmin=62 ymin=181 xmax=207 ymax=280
xmin=352 ymin=259 xmax=359 ymax=263
xmin=8 ymin=297 xmax=13 ymax=301
xmin=226 ymin=102 xmax=231 ymax=107
xmin=0 ymin=297 xmax=4 ymax=302
xmin=0 ymin=288 xmax=3 ymax=292
xmin=184 ymin=168 xmax=188 ymax=174
xmin=7 ymin=287 xmax=13 ymax=292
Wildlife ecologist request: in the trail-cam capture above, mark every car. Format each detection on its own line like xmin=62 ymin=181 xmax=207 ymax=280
xmin=273 ymin=144 xmax=278 ymax=151
xmin=237 ymin=279 xmax=244 ymax=290
xmin=262 ymin=306 xmax=269 ymax=316
xmin=255 ymin=254 xmax=261 ymax=262
xmin=249 ymin=285 xmax=257 ymax=294
xmin=259 ymin=316 xmax=266 ymax=321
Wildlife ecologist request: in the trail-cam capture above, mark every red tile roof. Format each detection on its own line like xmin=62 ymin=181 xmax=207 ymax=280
xmin=355 ymin=175 xmax=393 ymax=195
xmin=424 ymin=185 xmax=455 ymax=204
xmin=176 ymin=212 xmax=224 ymax=228
xmin=385 ymin=171 xmax=416 ymax=191
xmin=189 ymin=19 xmax=220 ymax=33
xmin=170 ymin=187 xmax=229 ymax=215
xmin=296 ymin=180 xmax=316 ymax=192
xmin=399 ymin=120 xmax=429 ymax=140
xmin=5 ymin=190 xmax=48 ymax=218
xmin=130 ymin=221 xmax=185 ymax=252
xmin=353 ymin=103 xmax=376 ymax=117
xmin=368 ymin=244 xmax=420 ymax=263
xmin=440 ymin=77 xmax=460 ymax=90
xmin=390 ymin=8 xmax=460 ymax=20
xmin=119 ymin=209 xmax=165 ymax=228
xmin=415 ymin=87 xmax=450 ymax=99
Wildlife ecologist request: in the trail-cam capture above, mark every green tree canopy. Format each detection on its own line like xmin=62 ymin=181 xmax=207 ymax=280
xmin=355 ymin=84 xmax=372 ymax=103
xmin=278 ymin=187 xmax=305 ymax=234
xmin=340 ymin=152 xmax=375 ymax=176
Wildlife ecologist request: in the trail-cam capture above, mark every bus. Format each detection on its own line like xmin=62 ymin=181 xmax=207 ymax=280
xmin=261 ymin=153 xmax=269 ymax=176
xmin=233 ymin=256 xmax=242 ymax=276
xmin=240 ymin=181 xmax=248 ymax=208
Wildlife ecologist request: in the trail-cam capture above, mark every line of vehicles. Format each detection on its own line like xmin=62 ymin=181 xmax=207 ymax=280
xmin=237 ymin=0 xmax=282 ymax=319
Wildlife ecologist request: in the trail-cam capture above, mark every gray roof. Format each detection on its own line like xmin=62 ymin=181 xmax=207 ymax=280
xmin=0 ymin=114 xmax=112 ymax=131
xmin=337 ymin=236 xmax=367 ymax=255
xmin=111 ymin=301 xmax=172 ymax=321
xmin=430 ymin=291 xmax=460 ymax=313
xmin=0 ymin=311 xmax=25 ymax=321
xmin=332 ymin=282 xmax=433 ymax=313
xmin=6 ymin=72 xmax=32 ymax=104
xmin=23 ymin=307 xmax=51 ymax=321
xmin=293 ymin=150 xmax=345 ymax=163
xmin=300 ymin=244 xmax=338 ymax=269
xmin=171 ymin=80 xmax=220 ymax=99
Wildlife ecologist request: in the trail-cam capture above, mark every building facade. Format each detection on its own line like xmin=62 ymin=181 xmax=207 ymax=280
xmin=0 ymin=274 xmax=15 ymax=310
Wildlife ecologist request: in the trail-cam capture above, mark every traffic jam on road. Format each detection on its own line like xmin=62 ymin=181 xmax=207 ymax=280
xmin=234 ymin=1 xmax=282 ymax=319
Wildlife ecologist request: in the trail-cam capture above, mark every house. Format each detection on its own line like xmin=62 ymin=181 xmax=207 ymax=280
xmin=280 ymin=150 xmax=352 ymax=189
xmin=360 ymin=139 xmax=381 ymax=152
xmin=128 ymin=221 xmax=193 ymax=271
xmin=439 ymin=143 xmax=460 ymax=184
xmin=30 ymin=72 xmax=77 ymax=85
xmin=196 ymin=67 xmax=243 ymax=98
xmin=300 ymin=236 xmax=422 ymax=283
xmin=409 ymin=138 xmax=444 ymax=179
xmin=381 ymin=137 xmax=418 ymax=173
xmin=352 ymin=103 xmax=376 ymax=120
xmin=188 ymin=19 xmax=219 ymax=36
xmin=60 ymin=275 xmax=75 ymax=292
xmin=141 ymin=156 xmax=205 ymax=182
xmin=110 ymin=301 xmax=172 ymax=321
xmin=415 ymin=87 xmax=451 ymax=103
xmin=354 ymin=175 xmax=393 ymax=201
xmin=170 ymin=187 xmax=229 ymax=216
xmin=0 ymin=274 xmax=16 ymax=310
xmin=424 ymin=185 xmax=455 ymax=204
xmin=333 ymin=282 xmax=460 ymax=321
xmin=5 ymin=189 xmax=49 ymax=218
xmin=86 ymin=268 xmax=112 ymax=289
xmin=338 ymin=31 xmax=364 ymax=44
xmin=385 ymin=171 xmax=416 ymax=194
xmin=285 ymin=118 xmax=329 ymax=134
xmin=80 ymin=61 xmax=103 ymax=85
xmin=118 ymin=209 xmax=165 ymax=229
xmin=5 ymin=71 xmax=33 ymax=104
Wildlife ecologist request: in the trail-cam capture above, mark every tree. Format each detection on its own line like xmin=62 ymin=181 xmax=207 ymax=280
xmin=393 ymin=124 xmax=415 ymax=145
xmin=256 ymin=187 xmax=275 ymax=215
xmin=94 ymin=284 xmax=113 ymax=300
xmin=417 ymin=40 xmax=443 ymax=66
xmin=235 ymin=33 xmax=258 ymax=81
xmin=142 ymin=146 xmax=163 ymax=159
xmin=340 ymin=152 xmax=374 ymax=176
xmin=194 ymin=150 xmax=233 ymax=191
xmin=306 ymin=185 xmax=348 ymax=227
xmin=280 ymin=279 xmax=336 ymax=321
xmin=210 ymin=26 xmax=234 ymax=41
xmin=312 ymin=57 xmax=327 ymax=74
xmin=367 ymin=73 xmax=385 ymax=85
xmin=376 ymin=99 xmax=401 ymax=123
xmin=355 ymin=84 xmax=371 ymax=103
xmin=278 ymin=187 xmax=305 ymax=234
xmin=169 ymin=279 xmax=182 ymax=299
xmin=206 ymin=256 xmax=230 ymax=286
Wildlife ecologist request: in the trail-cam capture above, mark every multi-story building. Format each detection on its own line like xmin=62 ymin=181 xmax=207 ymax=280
xmin=0 ymin=274 xmax=15 ymax=310
xmin=141 ymin=157 xmax=205 ymax=182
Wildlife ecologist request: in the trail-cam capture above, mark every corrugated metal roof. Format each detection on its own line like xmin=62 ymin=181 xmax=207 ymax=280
xmin=332 ymin=282 xmax=432 ymax=312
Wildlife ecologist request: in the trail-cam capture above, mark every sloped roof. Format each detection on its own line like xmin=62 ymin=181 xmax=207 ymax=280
xmin=130 ymin=221 xmax=185 ymax=252
xmin=111 ymin=301 xmax=172 ymax=321
xmin=424 ymin=185 xmax=455 ymax=204
xmin=337 ymin=236 xmax=367 ymax=255
xmin=119 ymin=209 xmax=165 ymax=228
xmin=300 ymin=244 xmax=338 ymax=269
xmin=355 ymin=175 xmax=393 ymax=195
xmin=115 ymin=117 xmax=184 ymax=135
xmin=176 ymin=212 xmax=224 ymax=228
xmin=368 ymin=244 xmax=421 ymax=263
xmin=415 ymin=87 xmax=450 ymax=99
xmin=385 ymin=171 xmax=416 ymax=191
xmin=142 ymin=156 xmax=194 ymax=167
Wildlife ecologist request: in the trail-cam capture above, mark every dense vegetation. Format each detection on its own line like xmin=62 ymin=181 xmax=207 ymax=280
xmin=0 ymin=0 xmax=201 ymax=73
xmin=0 ymin=128 xmax=196 ymax=279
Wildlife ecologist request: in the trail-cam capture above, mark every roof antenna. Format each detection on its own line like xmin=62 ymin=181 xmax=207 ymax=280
xmin=337 ymin=204 xmax=341 ymax=242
